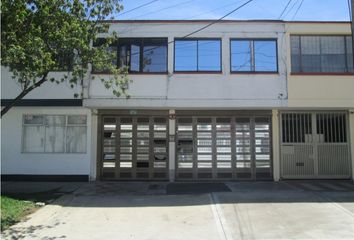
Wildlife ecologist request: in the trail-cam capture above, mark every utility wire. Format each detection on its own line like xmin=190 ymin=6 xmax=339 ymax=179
xmin=94 ymin=0 xmax=255 ymax=65
xmin=189 ymin=0 xmax=244 ymax=20
xmin=290 ymin=0 xmax=304 ymax=20
xmin=117 ymin=0 xmax=159 ymax=16
xmin=282 ymin=0 xmax=299 ymax=19
xmin=131 ymin=0 xmax=198 ymax=19
xmin=180 ymin=0 xmax=255 ymax=39
xmin=348 ymin=0 xmax=352 ymax=21
xmin=278 ymin=0 xmax=293 ymax=19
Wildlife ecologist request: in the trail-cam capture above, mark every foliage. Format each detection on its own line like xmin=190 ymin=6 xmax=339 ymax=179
xmin=0 ymin=196 xmax=37 ymax=230
xmin=1 ymin=0 xmax=129 ymax=116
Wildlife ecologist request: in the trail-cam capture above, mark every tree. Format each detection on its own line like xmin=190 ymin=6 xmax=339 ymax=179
xmin=1 ymin=0 xmax=129 ymax=117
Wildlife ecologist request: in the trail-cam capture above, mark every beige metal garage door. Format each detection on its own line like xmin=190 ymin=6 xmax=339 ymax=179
xmin=281 ymin=112 xmax=351 ymax=179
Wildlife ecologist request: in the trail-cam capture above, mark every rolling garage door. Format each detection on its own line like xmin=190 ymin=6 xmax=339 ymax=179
xmin=176 ymin=115 xmax=272 ymax=180
xmin=281 ymin=112 xmax=351 ymax=179
xmin=100 ymin=115 xmax=169 ymax=180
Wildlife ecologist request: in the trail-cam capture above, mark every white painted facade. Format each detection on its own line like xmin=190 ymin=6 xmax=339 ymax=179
xmin=85 ymin=21 xmax=288 ymax=109
xmin=1 ymin=20 xmax=353 ymax=181
xmin=1 ymin=107 xmax=92 ymax=176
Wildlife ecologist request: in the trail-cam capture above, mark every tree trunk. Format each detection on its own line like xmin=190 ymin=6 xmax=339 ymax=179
xmin=1 ymin=74 xmax=48 ymax=117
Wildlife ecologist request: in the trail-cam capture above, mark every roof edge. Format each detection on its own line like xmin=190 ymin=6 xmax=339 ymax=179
xmin=100 ymin=19 xmax=351 ymax=24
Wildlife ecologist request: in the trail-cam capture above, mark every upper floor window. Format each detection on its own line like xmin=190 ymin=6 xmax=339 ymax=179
xmin=22 ymin=115 xmax=87 ymax=153
xmin=291 ymin=35 xmax=354 ymax=73
xmin=52 ymin=51 xmax=74 ymax=71
xmin=93 ymin=38 xmax=168 ymax=73
xmin=118 ymin=38 xmax=168 ymax=73
xmin=230 ymin=39 xmax=278 ymax=73
xmin=174 ymin=39 xmax=221 ymax=72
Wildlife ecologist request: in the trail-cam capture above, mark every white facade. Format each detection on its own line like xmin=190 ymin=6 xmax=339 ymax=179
xmin=85 ymin=21 xmax=288 ymax=109
xmin=1 ymin=107 xmax=92 ymax=177
xmin=1 ymin=20 xmax=353 ymax=181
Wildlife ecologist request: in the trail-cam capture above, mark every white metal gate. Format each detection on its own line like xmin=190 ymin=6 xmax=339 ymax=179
xmin=280 ymin=112 xmax=351 ymax=179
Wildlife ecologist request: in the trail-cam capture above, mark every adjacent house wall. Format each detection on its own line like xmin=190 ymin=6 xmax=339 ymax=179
xmin=1 ymin=66 xmax=82 ymax=100
xmin=1 ymin=107 xmax=92 ymax=179
xmin=285 ymin=22 xmax=354 ymax=109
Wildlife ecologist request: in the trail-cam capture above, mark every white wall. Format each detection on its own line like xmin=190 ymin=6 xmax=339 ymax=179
xmin=1 ymin=66 xmax=81 ymax=99
xmin=1 ymin=107 xmax=92 ymax=175
xmin=85 ymin=21 xmax=288 ymax=109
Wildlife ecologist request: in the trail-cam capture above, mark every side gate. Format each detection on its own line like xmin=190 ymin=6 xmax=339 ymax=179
xmin=280 ymin=112 xmax=351 ymax=179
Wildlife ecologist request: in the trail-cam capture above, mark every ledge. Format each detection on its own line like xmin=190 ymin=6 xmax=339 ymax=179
xmin=1 ymin=174 xmax=89 ymax=182
xmin=291 ymin=72 xmax=354 ymax=76
xmin=1 ymin=99 xmax=83 ymax=107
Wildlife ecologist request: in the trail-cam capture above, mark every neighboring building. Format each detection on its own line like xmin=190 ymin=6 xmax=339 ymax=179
xmin=1 ymin=20 xmax=354 ymax=181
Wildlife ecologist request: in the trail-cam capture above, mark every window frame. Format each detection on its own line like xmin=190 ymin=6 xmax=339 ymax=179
xmin=290 ymin=34 xmax=354 ymax=75
xmin=92 ymin=37 xmax=168 ymax=74
xmin=173 ymin=38 xmax=222 ymax=73
xmin=230 ymin=38 xmax=279 ymax=74
xmin=21 ymin=114 xmax=87 ymax=154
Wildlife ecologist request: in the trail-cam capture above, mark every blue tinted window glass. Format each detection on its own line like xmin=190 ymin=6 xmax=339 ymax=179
xmin=254 ymin=41 xmax=277 ymax=72
xmin=130 ymin=44 xmax=140 ymax=72
xmin=231 ymin=40 xmax=252 ymax=71
xmin=175 ymin=41 xmax=197 ymax=71
xmin=143 ymin=45 xmax=167 ymax=72
xmin=198 ymin=40 xmax=221 ymax=71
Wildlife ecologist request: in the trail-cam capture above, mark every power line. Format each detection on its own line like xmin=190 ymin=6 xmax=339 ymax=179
xmin=290 ymin=0 xmax=304 ymax=20
xmin=348 ymin=0 xmax=352 ymax=21
xmin=282 ymin=0 xmax=299 ymax=19
xmin=117 ymin=0 xmax=159 ymax=16
xmin=189 ymin=0 xmax=245 ymax=20
xmin=278 ymin=0 xmax=293 ymax=19
xmin=131 ymin=0 xmax=198 ymax=19
xmin=180 ymin=0 xmax=255 ymax=39
xmin=94 ymin=0 xmax=255 ymax=65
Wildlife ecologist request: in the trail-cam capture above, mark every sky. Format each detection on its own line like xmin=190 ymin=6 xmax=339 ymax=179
xmin=115 ymin=0 xmax=352 ymax=21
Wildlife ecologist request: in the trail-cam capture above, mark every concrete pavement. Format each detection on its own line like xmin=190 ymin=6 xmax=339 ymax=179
xmin=2 ymin=181 xmax=354 ymax=240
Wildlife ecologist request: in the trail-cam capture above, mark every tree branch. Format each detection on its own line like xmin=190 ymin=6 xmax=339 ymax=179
xmin=1 ymin=73 xmax=49 ymax=117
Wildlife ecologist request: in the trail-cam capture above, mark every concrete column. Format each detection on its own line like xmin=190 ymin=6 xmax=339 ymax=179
xmin=168 ymin=37 xmax=174 ymax=74
xmin=272 ymin=109 xmax=281 ymax=181
xmin=349 ymin=110 xmax=354 ymax=181
xmin=169 ymin=109 xmax=176 ymax=182
xmin=89 ymin=109 xmax=98 ymax=181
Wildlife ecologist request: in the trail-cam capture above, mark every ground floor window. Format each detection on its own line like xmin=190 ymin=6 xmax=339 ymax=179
xmin=22 ymin=115 xmax=87 ymax=153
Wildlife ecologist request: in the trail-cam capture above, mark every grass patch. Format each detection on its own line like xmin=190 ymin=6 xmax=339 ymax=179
xmin=1 ymin=196 xmax=38 ymax=231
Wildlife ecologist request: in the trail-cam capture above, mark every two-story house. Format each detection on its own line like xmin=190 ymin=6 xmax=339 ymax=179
xmin=1 ymin=20 xmax=354 ymax=182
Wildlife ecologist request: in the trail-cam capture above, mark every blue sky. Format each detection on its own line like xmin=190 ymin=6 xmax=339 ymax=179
xmin=116 ymin=0 xmax=352 ymax=21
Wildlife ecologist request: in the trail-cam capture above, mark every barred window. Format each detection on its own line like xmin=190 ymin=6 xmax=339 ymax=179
xmin=291 ymin=35 xmax=353 ymax=73
xmin=22 ymin=115 xmax=87 ymax=153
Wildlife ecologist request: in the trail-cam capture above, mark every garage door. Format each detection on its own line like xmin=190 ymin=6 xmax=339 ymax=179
xmin=281 ymin=112 xmax=351 ymax=179
xmin=176 ymin=115 xmax=272 ymax=180
xmin=100 ymin=116 xmax=169 ymax=180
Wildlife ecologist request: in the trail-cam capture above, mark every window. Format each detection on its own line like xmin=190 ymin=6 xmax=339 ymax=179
xmin=22 ymin=115 xmax=87 ymax=153
xmin=93 ymin=38 xmax=167 ymax=73
xmin=231 ymin=39 xmax=278 ymax=73
xmin=174 ymin=39 xmax=221 ymax=72
xmin=53 ymin=52 xmax=74 ymax=71
xmin=118 ymin=38 xmax=168 ymax=73
xmin=92 ymin=38 xmax=118 ymax=73
xmin=291 ymin=35 xmax=353 ymax=73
